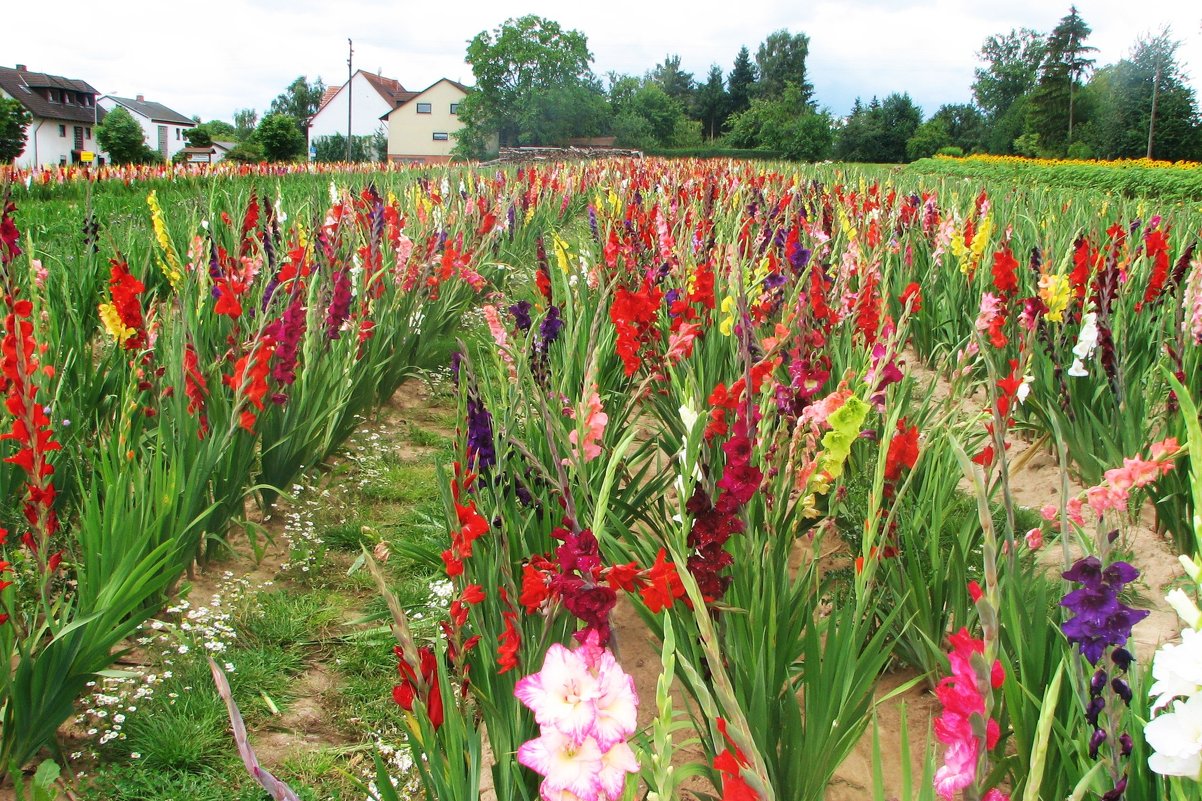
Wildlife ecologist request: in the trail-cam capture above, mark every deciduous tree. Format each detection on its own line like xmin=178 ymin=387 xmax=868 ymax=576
xmin=0 ymin=98 xmax=31 ymax=163
xmin=755 ymin=30 xmax=813 ymax=104
xmin=256 ymin=113 xmax=306 ymax=162
xmin=457 ymin=15 xmax=594 ymax=154
xmin=97 ymin=106 xmax=157 ymax=164
xmin=973 ymin=28 xmax=1045 ymax=153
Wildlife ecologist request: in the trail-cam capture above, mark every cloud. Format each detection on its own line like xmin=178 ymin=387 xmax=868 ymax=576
xmin=9 ymin=0 xmax=1202 ymax=123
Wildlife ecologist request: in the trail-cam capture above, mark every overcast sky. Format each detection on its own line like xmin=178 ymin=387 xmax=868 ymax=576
xmin=9 ymin=0 xmax=1202 ymax=123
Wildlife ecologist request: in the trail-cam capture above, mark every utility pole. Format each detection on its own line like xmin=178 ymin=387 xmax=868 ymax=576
xmin=347 ymin=38 xmax=354 ymax=162
xmin=1146 ymin=64 xmax=1161 ymax=160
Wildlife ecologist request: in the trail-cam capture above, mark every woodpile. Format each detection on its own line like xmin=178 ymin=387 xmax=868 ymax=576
xmin=481 ymin=146 xmax=643 ymax=165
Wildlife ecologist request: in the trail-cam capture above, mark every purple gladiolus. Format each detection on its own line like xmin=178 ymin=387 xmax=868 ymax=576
xmin=1060 ymin=557 xmax=1149 ymax=665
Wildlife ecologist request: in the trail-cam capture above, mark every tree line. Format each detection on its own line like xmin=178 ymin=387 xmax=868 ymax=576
xmin=2 ymin=6 xmax=1197 ymax=166
xmin=453 ymin=8 xmax=1201 ymax=163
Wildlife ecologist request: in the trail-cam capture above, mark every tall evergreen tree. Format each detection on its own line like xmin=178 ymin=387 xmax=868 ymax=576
xmin=695 ymin=65 xmax=730 ymax=141
xmin=728 ymin=46 xmax=758 ymax=116
xmin=1029 ymin=6 xmax=1096 ymax=152
xmin=754 ymin=30 xmax=813 ymax=104
xmin=650 ymin=55 xmax=696 ymax=109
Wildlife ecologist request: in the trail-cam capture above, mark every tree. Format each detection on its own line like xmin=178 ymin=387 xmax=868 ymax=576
xmin=270 ymin=76 xmax=326 ymax=130
xmin=930 ymin=103 xmax=986 ymax=153
xmin=0 ymin=98 xmax=31 ymax=163
xmin=256 ymin=113 xmax=306 ymax=162
xmin=727 ymin=83 xmax=832 ymax=160
xmin=184 ymin=127 xmax=212 ymax=148
xmin=233 ymin=108 xmax=258 ymax=141
xmin=458 ymin=15 xmax=595 ymax=153
xmin=1086 ymin=29 xmax=1201 ymax=161
xmin=97 ymin=106 xmax=158 ymax=164
xmin=728 ymin=46 xmax=758 ymax=116
xmin=973 ymin=28 xmax=1045 ymax=153
xmin=755 ymin=30 xmax=813 ymax=104
xmin=695 ymin=65 xmax=730 ymax=141
xmin=834 ymin=93 xmax=922 ymax=163
xmin=1029 ymin=6 xmax=1096 ymax=152
xmin=906 ymin=118 xmax=951 ymax=160
xmin=518 ymin=80 xmax=610 ymax=145
xmin=650 ymin=55 xmax=695 ymax=109
xmin=313 ymin=131 xmax=385 ymax=162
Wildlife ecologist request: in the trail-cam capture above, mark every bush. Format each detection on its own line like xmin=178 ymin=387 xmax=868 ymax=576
xmin=1066 ymin=141 xmax=1094 ymax=160
xmin=936 ymin=146 xmax=965 ymax=157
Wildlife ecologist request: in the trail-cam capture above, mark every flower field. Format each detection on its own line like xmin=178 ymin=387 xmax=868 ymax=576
xmin=1 ymin=157 xmax=1201 ymax=801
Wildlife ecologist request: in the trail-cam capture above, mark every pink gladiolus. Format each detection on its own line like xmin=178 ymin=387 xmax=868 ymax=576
xmin=515 ymin=636 xmax=638 ymax=801
xmin=568 ymin=387 xmax=607 ymax=463
xmin=933 ymin=628 xmax=1004 ymax=800
xmin=1025 ymin=528 xmax=1043 ymax=550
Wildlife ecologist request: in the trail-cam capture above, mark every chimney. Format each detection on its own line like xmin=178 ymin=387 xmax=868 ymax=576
xmin=15 ymin=64 xmax=26 ymax=72
xmin=136 ymin=94 xmax=144 ymax=102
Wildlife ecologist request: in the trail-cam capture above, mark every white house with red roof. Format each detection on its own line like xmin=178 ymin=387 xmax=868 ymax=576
xmin=307 ymin=70 xmax=412 ymax=155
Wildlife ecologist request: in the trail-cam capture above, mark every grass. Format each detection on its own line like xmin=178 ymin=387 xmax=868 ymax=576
xmin=69 ymin=397 xmax=462 ymax=800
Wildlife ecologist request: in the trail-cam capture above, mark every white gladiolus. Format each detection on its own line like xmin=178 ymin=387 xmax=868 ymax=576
xmin=1147 ymin=692 xmax=1202 ymax=778
xmin=1150 ymin=628 xmax=1202 ymax=711
xmin=1168 ymin=588 xmax=1202 ymax=631
xmin=1067 ymin=311 xmax=1099 ymax=378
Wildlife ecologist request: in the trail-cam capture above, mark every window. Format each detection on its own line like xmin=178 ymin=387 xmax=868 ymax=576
xmin=450 ymin=103 xmax=459 ymax=115
xmin=85 ymin=128 xmax=91 ymax=140
xmin=432 ymin=132 xmax=449 ymax=141
xmin=58 ymin=124 xmax=66 ymax=137
xmin=176 ymin=129 xmax=182 ymax=140
xmin=416 ymin=102 xmax=432 ymax=114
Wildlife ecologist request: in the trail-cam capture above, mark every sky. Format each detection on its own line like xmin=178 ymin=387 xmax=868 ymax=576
xmin=8 ymin=0 xmax=1202 ymax=124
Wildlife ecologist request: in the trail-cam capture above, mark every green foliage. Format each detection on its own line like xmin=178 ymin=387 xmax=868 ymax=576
xmin=232 ymin=108 xmax=258 ymax=141
xmin=754 ymin=29 xmax=813 ymax=104
xmin=930 ymin=103 xmax=986 ymax=153
xmin=183 ymin=127 xmax=212 ymax=148
xmin=1028 ymin=5 xmax=1097 ymax=154
xmin=0 ymin=97 xmax=31 ymax=163
xmin=517 ymin=81 xmax=610 ymax=146
xmin=973 ymin=28 xmax=1046 ymax=138
xmin=97 ymin=106 xmax=158 ymax=165
xmin=1084 ymin=29 xmax=1201 ymax=161
xmin=269 ymin=76 xmax=326 ymax=127
xmin=611 ymin=82 xmax=688 ymax=149
xmin=906 ymin=118 xmax=952 ymax=161
xmin=312 ymin=131 xmax=384 ymax=162
xmin=910 ymin=154 xmax=1202 ymax=201
xmin=648 ymin=54 xmax=695 ymax=109
xmin=727 ymin=83 xmax=833 ymax=160
xmin=460 ymin=15 xmax=595 ymax=151
xmin=695 ymin=65 xmax=730 ymax=141
xmin=256 ymin=113 xmax=306 ymax=162
xmin=835 ymin=93 xmax=923 ymax=163
xmin=222 ymin=140 xmax=264 ymax=163
xmin=727 ymin=45 xmax=758 ymax=116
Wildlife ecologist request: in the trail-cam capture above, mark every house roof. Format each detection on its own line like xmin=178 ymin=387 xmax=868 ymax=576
xmin=105 ymin=95 xmax=195 ymax=126
xmin=0 ymin=65 xmax=99 ymax=124
xmin=380 ymin=78 xmax=471 ymax=120
xmin=317 ymin=70 xmax=410 ymax=115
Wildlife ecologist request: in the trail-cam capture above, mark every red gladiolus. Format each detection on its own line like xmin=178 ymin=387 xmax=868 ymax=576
xmin=900 ymin=282 xmax=922 ymax=312
xmin=991 ymin=246 xmax=1019 ymax=299
xmin=714 ymin=718 xmax=759 ymax=801
xmin=392 ymin=645 xmax=444 ymax=729
xmin=884 ymin=419 xmax=920 ymax=482
xmin=1142 ymin=227 xmax=1171 ymax=305
xmin=497 ymin=610 xmax=520 ymax=674
xmin=442 ymin=500 xmax=489 ymax=578
xmin=610 ymin=281 xmax=663 ymax=376
xmin=640 ymin=548 xmax=687 ymax=613
xmin=183 ymin=344 xmax=210 ymax=438
xmin=224 ymin=335 xmax=277 ymax=432
xmin=0 ymin=268 xmax=62 ymax=551
xmin=106 ymin=259 xmax=148 ymax=350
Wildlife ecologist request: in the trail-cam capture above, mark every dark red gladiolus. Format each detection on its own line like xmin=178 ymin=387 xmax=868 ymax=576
xmin=884 ymin=419 xmax=920 ymax=482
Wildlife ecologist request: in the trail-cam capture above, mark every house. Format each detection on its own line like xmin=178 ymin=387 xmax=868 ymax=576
xmin=381 ymin=79 xmax=471 ymax=164
xmin=97 ymin=95 xmax=196 ymax=161
xmin=0 ymin=64 xmax=101 ymax=168
xmin=179 ymin=140 xmax=235 ymax=164
xmin=307 ymin=70 xmax=411 ymax=154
